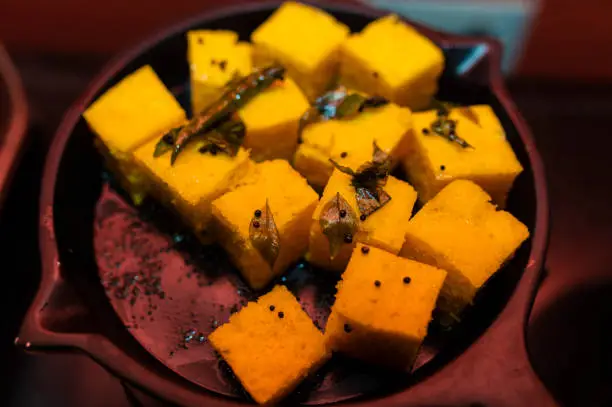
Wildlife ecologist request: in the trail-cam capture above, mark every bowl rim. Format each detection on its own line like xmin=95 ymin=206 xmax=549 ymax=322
xmin=21 ymin=1 xmax=552 ymax=406
xmin=0 ymin=44 xmax=29 ymax=211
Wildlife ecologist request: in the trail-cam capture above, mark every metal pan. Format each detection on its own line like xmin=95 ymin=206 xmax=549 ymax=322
xmin=19 ymin=1 xmax=553 ymax=406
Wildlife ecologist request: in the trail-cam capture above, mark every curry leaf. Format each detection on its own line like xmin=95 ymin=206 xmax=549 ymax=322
xmin=298 ymin=87 xmax=389 ymax=136
xmin=249 ymin=200 xmax=280 ymax=268
xmin=330 ymin=142 xmax=392 ymax=217
xmin=336 ymin=94 xmax=366 ymax=118
xmin=166 ymin=64 xmax=285 ymax=164
xmin=153 ymin=127 xmax=179 ymax=157
xmin=328 ymin=159 xmax=356 ymax=177
xmin=428 ymin=99 xmax=475 ymax=149
xmin=319 ymin=192 xmax=358 ymax=259
xmin=355 ymin=186 xmax=391 ymax=217
xmin=360 ymin=96 xmax=389 ymax=111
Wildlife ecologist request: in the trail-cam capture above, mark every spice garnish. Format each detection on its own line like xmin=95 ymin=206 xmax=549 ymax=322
xmin=427 ymin=99 xmax=478 ymax=148
xmin=320 ymin=192 xmax=358 ymax=259
xmin=195 ymin=114 xmax=246 ymax=157
xmin=154 ymin=127 xmax=180 ymax=157
xmin=298 ymin=86 xmax=389 ymax=138
xmin=330 ymin=142 xmax=392 ymax=217
xmin=249 ymin=199 xmax=280 ymax=268
xmin=155 ymin=64 xmax=285 ymax=164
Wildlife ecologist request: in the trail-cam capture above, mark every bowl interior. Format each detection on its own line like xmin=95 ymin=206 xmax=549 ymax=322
xmin=47 ymin=5 xmax=536 ymax=405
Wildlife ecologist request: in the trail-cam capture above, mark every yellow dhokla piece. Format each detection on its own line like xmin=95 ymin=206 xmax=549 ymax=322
xmin=400 ymin=180 xmax=530 ymax=316
xmin=83 ymin=65 xmax=186 ymax=204
xmin=187 ymin=30 xmax=252 ymax=115
xmin=211 ymin=160 xmax=319 ymax=289
xmin=307 ymin=169 xmax=417 ymax=272
xmin=251 ymin=1 xmax=350 ymax=101
xmin=325 ymin=244 xmax=446 ymax=368
xmin=294 ymin=102 xmax=412 ymax=189
xmin=238 ymin=78 xmax=310 ymax=161
xmin=402 ymin=105 xmax=522 ymax=207
xmin=132 ymin=137 xmax=252 ymax=242
xmin=209 ymin=285 xmax=330 ymax=405
xmin=339 ymin=14 xmax=444 ymax=110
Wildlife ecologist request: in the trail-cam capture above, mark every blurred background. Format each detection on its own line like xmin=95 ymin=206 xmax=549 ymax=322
xmin=1 ymin=0 xmax=611 ymax=406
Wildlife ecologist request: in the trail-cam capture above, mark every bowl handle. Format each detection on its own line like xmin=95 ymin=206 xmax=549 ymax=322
xmin=16 ymin=252 xmax=244 ymax=407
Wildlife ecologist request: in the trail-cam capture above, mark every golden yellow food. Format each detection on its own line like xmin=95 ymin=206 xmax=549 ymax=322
xmin=132 ymin=136 xmax=252 ymax=242
xmin=83 ymin=65 xmax=186 ymax=204
xmin=308 ymin=169 xmax=417 ymax=271
xmin=211 ymin=160 xmax=319 ymax=289
xmin=339 ymin=15 xmax=444 ymax=110
xmin=325 ymin=244 xmax=447 ymax=368
xmin=402 ymin=104 xmax=522 ymax=207
xmin=87 ymin=3 xmax=532 ymax=403
xmin=209 ymin=285 xmax=330 ymax=405
xmin=238 ymin=77 xmax=310 ymax=161
xmin=400 ymin=180 xmax=529 ymax=316
xmin=294 ymin=100 xmax=412 ymax=189
xmin=187 ymin=30 xmax=252 ymax=114
xmin=251 ymin=1 xmax=350 ymax=100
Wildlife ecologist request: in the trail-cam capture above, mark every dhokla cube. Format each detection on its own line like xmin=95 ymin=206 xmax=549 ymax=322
xmin=83 ymin=65 xmax=186 ymax=204
xmin=132 ymin=136 xmax=252 ymax=242
xmin=325 ymin=244 xmax=447 ymax=368
xmin=187 ymin=30 xmax=310 ymax=161
xmin=400 ymin=180 xmax=530 ymax=316
xmin=211 ymin=160 xmax=319 ymax=289
xmin=402 ymin=104 xmax=522 ymax=207
xmin=209 ymin=285 xmax=330 ymax=405
xmin=238 ymin=77 xmax=310 ymax=161
xmin=339 ymin=14 xmax=444 ymax=110
xmin=307 ymin=169 xmax=417 ymax=272
xmin=187 ymin=30 xmax=253 ymax=115
xmin=294 ymin=101 xmax=412 ymax=189
xmin=251 ymin=1 xmax=350 ymax=101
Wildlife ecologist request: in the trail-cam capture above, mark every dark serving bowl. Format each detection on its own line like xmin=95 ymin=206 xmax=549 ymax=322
xmin=18 ymin=1 xmax=554 ymax=406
